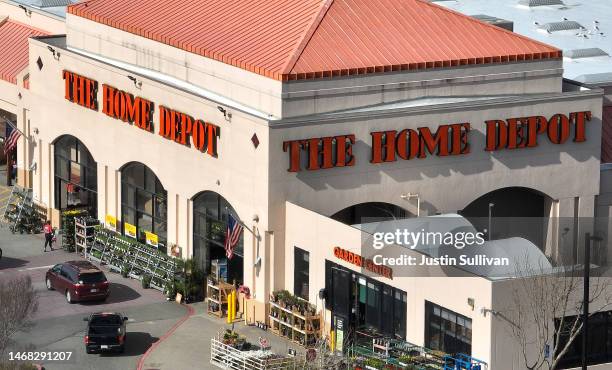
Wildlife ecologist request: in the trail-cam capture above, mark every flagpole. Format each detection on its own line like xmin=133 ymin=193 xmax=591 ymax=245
xmin=224 ymin=206 xmax=258 ymax=239
xmin=1 ymin=117 xmax=27 ymax=139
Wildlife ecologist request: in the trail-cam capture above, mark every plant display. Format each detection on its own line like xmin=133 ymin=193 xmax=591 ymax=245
xmin=222 ymin=329 xmax=250 ymax=350
xmin=164 ymin=279 xmax=177 ymax=300
xmin=61 ymin=209 xmax=89 ymax=251
xmin=269 ymin=290 xmax=321 ymax=347
xmin=176 ymin=258 xmax=204 ymax=303
xmin=141 ymin=274 xmax=152 ymax=289
xmin=87 ymin=226 xmax=182 ymax=292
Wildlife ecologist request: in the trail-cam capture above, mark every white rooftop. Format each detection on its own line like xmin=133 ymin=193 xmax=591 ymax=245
xmin=435 ymin=0 xmax=612 ymax=84
xmin=4 ymin=0 xmax=77 ymax=18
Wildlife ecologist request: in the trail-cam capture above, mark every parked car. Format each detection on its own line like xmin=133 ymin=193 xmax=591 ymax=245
xmin=45 ymin=260 xmax=109 ymax=303
xmin=83 ymin=312 xmax=128 ymax=354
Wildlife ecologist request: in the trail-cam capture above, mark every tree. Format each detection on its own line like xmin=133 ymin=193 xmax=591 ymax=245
xmin=504 ymin=256 xmax=612 ymax=370
xmin=0 ymin=275 xmax=38 ymax=358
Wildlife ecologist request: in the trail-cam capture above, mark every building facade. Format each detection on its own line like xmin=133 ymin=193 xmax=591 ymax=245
xmin=5 ymin=0 xmax=610 ymax=367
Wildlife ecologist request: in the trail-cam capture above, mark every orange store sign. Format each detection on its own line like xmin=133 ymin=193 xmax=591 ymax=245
xmin=334 ymin=246 xmax=393 ymax=280
xmin=283 ymin=111 xmax=591 ymax=172
xmin=62 ymin=70 xmax=220 ymax=157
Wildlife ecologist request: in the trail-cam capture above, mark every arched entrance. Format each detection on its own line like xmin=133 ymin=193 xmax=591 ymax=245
xmin=120 ymin=162 xmax=167 ymax=252
xmin=460 ymin=187 xmax=553 ymax=249
xmin=53 ymin=135 xmax=97 ymax=216
xmin=192 ymin=191 xmax=243 ymax=284
xmin=331 ymin=202 xmax=412 ymax=225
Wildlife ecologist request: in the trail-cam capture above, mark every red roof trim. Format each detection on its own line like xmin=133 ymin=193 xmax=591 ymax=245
xmin=0 ymin=19 xmax=48 ymax=85
xmin=67 ymin=0 xmax=561 ymax=82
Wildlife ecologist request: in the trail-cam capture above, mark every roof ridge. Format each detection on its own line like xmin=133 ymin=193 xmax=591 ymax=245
xmin=281 ymin=0 xmax=335 ymax=76
xmin=418 ymin=0 xmax=561 ymax=54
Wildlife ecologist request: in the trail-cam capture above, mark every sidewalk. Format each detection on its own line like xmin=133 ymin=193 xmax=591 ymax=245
xmin=140 ymin=302 xmax=306 ymax=370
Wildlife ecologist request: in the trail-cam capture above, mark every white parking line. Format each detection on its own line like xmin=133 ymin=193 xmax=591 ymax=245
xmin=18 ymin=265 xmax=54 ymax=271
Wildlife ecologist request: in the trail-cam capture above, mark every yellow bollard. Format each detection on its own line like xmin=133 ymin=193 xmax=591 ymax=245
xmin=230 ymin=290 xmax=236 ymax=322
xmin=226 ymin=290 xmax=232 ymax=323
xmin=330 ymin=330 xmax=336 ymax=352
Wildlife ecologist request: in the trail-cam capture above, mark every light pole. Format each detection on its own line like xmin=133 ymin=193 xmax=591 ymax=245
xmin=488 ymin=203 xmax=494 ymax=241
xmin=582 ymin=232 xmax=602 ymax=370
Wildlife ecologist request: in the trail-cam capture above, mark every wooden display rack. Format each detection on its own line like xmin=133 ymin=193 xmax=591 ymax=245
xmin=268 ymin=301 xmax=321 ymax=347
xmin=206 ymin=280 xmax=234 ymax=318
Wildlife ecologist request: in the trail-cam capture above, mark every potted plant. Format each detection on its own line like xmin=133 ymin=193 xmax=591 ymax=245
xmin=121 ymin=263 xmax=130 ymax=278
xmin=164 ymin=280 xmax=176 ymax=300
xmin=364 ymin=358 xmax=385 ymax=370
xmin=141 ymin=274 xmax=152 ymax=289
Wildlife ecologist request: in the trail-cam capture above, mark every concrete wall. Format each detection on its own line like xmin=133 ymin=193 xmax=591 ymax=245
xmin=281 ymin=60 xmax=563 ymax=117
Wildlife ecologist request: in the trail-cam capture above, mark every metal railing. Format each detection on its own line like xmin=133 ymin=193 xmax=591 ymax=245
xmin=210 ymin=338 xmax=301 ymax=370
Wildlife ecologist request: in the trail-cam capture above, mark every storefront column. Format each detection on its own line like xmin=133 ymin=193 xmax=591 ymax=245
xmin=97 ymin=163 xmax=107 ymax=222
xmin=184 ymin=198 xmax=192 ymax=260
xmin=45 ymin=141 xmax=58 ymax=226
xmin=555 ymin=196 xmax=597 ymax=265
xmin=166 ymin=191 xmax=178 ymax=257
xmin=16 ymin=109 xmax=32 ymax=189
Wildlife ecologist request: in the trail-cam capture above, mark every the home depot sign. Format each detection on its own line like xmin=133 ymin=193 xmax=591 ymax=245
xmin=62 ymin=70 xmax=220 ymax=157
xmin=282 ymin=111 xmax=591 ymax=172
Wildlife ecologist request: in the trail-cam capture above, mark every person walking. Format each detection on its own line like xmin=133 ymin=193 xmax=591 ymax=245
xmin=43 ymin=220 xmax=54 ymax=252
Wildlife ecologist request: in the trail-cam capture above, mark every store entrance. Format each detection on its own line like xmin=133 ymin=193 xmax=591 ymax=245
xmin=192 ymin=191 xmax=243 ymax=286
xmin=325 ymin=261 xmax=407 ymax=350
xmin=54 ymin=135 xmax=98 ymax=217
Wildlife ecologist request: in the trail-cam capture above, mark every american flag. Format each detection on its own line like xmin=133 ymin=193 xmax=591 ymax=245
xmin=224 ymin=214 xmax=243 ymax=259
xmin=3 ymin=126 xmax=21 ymax=156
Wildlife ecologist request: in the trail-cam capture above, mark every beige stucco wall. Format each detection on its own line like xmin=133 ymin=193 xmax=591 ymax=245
xmin=26 ymin=37 xmax=272 ymax=300
xmin=65 ymin=14 xmax=283 ymax=119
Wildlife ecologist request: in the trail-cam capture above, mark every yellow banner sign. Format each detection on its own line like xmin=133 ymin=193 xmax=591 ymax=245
xmin=124 ymin=222 xmax=137 ymax=239
xmin=105 ymin=215 xmax=117 ymax=231
xmin=145 ymin=231 xmax=158 ymax=248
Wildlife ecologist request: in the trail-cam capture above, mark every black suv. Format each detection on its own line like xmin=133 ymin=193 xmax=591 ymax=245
xmin=84 ymin=312 xmax=128 ymax=354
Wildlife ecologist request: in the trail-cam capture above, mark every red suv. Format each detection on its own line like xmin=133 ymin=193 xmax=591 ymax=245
xmin=45 ymin=261 xmax=110 ymax=303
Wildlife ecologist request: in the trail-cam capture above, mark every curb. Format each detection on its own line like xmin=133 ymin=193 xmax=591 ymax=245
xmin=136 ymin=303 xmax=195 ymax=370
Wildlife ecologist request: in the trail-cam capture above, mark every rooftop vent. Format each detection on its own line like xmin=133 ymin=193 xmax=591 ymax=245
xmin=538 ymin=21 xmax=583 ymax=32
xmin=34 ymin=0 xmax=73 ymax=8
xmin=519 ymin=0 xmax=564 ymax=6
xmin=472 ymin=14 xmax=514 ymax=32
xmin=565 ymin=48 xmax=610 ymax=59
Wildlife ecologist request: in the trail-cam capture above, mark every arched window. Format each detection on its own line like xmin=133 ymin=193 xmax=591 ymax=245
xmin=193 ymin=191 xmax=243 ymax=284
xmin=331 ymin=202 xmax=411 ymax=225
xmin=121 ymin=162 xmax=167 ymax=252
xmin=460 ymin=187 xmax=553 ymax=249
xmin=54 ymin=135 xmax=97 ymax=216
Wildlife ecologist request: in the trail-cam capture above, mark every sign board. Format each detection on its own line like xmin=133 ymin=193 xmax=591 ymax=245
xmin=62 ymin=70 xmax=221 ymax=158
xmin=105 ymin=214 xmax=117 ymax=232
xmin=334 ymin=246 xmax=393 ymax=279
xmin=124 ymin=222 xmax=137 ymax=239
xmin=335 ymin=317 xmax=344 ymax=353
xmin=145 ymin=231 xmax=159 ymax=248
xmin=283 ymin=111 xmax=592 ymax=172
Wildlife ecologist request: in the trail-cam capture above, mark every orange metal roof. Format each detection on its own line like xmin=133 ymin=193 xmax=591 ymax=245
xmin=68 ymin=0 xmax=562 ymax=81
xmin=0 ymin=19 xmax=47 ymax=85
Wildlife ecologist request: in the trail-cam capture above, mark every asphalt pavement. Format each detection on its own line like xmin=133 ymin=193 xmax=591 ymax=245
xmin=0 ymin=219 xmax=188 ymax=370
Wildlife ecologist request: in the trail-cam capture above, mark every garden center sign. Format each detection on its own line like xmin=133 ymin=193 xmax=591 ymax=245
xmin=282 ymin=111 xmax=592 ymax=172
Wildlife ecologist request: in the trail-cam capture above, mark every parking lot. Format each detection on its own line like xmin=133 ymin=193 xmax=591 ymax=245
xmin=0 ymin=223 xmax=188 ymax=370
